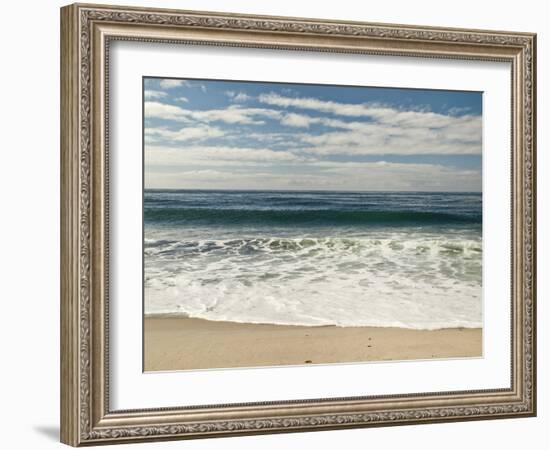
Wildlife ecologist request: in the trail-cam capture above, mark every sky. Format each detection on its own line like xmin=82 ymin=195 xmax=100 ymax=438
xmin=144 ymin=77 xmax=482 ymax=191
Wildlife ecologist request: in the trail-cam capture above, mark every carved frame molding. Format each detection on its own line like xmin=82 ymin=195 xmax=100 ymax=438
xmin=61 ymin=3 xmax=536 ymax=446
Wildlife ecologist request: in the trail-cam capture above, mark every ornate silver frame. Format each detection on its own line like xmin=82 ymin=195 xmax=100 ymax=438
xmin=60 ymin=3 xmax=536 ymax=446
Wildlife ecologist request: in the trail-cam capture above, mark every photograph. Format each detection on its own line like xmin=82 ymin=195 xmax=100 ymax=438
xmin=143 ymin=77 xmax=483 ymax=371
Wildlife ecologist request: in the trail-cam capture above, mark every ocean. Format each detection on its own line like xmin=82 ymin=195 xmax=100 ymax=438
xmin=144 ymin=190 xmax=482 ymax=330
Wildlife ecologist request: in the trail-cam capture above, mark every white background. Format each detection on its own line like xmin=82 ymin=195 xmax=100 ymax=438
xmin=111 ymin=42 xmax=511 ymax=409
xmin=0 ymin=0 xmax=546 ymax=449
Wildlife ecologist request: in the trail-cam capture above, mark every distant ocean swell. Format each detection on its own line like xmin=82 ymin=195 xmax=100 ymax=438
xmin=144 ymin=190 xmax=482 ymax=330
xmin=144 ymin=208 xmax=481 ymax=227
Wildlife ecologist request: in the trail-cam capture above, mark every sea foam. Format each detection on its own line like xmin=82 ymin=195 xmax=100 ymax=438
xmin=144 ymin=233 xmax=482 ymax=329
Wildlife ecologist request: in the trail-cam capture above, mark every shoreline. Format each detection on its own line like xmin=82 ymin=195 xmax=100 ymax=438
xmin=144 ymin=317 xmax=482 ymax=371
xmin=144 ymin=313 xmax=480 ymax=330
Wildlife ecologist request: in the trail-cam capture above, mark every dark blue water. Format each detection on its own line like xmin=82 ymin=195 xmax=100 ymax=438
xmin=144 ymin=190 xmax=481 ymax=229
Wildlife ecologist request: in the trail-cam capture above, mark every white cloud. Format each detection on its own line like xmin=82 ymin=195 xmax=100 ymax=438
xmin=145 ymin=145 xmax=303 ymax=167
xmin=145 ymin=101 xmax=282 ymax=125
xmin=226 ymin=91 xmax=251 ymax=102
xmin=448 ymin=106 xmax=472 ymax=115
xmin=297 ymin=118 xmax=481 ymax=155
xmin=259 ymin=93 xmax=461 ymax=126
xmin=145 ymin=155 xmax=480 ymax=191
xmin=234 ymin=92 xmax=250 ymax=102
xmin=186 ymin=106 xmax=280 ymax=125
xmin=145 ymin=169 xmax=284 ymax=189
xmin=159 ymin=79 xmax=188 ymax=89
xmin=144 ymin=98 xmax=481 ymax=156
xmin=145 ymin=125 xmax=226 ymax=143
xmin=170 ymin=169 xmax=232 ymax=180
xmin=259 ymin=92 xmax=383 ymax=117
xmin=257 ymin=94 xmax=482 ymax=155
xmin=144 ymin=90 xmax=167 ymax=100
xmin=244 ymin=132 xmax=306 ymax=146
xmin=143 ymin=86 xmax=481 ymax=190
xmin=311 ymin=160 xmax=481 ymax=191
xmin=259 ymin=92 xmax=478 ymax=124
xmin=280 ymin=113 xmax=316 ymax=128
xmin=144 ymin=102 xmax=190 ymax=121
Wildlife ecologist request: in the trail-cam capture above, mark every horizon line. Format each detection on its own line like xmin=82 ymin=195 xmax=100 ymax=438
xmin=143 ymin=188 xmax=481 ymax=194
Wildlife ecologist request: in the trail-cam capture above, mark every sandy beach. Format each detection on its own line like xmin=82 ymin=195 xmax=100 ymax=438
xmin=144 ymin=317 xmax=482 ymax=371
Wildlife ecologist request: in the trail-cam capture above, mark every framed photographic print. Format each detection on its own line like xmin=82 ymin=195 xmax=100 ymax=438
xmin=60 ymin=3 xmax=537 ymax=446
xmin=142 ymin=77 xmax=486 ymax=371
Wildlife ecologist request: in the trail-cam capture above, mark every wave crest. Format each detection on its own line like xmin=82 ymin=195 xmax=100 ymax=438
xmin=145 ymin=208 xmax=481 ymax=227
